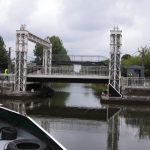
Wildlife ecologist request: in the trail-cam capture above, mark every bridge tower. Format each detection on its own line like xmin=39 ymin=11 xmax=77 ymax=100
xmin=15 ymin=25 xmax=28 ymax=92
xmin=14 ymin=25 xmax=52 ymax=92
xmin=109 ymin=26 xmax=122 ymax=97
xmin=43 ymin=38 xmax=52 ymax=75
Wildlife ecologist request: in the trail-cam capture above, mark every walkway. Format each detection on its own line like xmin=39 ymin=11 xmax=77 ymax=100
xmin=27 ymin=65 xmax=109 ymax=83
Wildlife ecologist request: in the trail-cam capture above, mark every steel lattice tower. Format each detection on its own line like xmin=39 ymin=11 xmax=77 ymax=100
xmin=14 ymin=25 xmax=52 ymax=92
xmin=109 ymin=26 xmax=122 ymax=95
xmin=15 ymin=26 xmax=28 ymax=92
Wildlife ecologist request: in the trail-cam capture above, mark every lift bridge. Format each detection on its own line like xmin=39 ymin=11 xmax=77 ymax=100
xmin=0 ymin=25 xmax=122 ymax=97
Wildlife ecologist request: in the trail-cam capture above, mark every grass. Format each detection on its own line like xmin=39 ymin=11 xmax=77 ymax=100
xmin=85 ymin=84 xmax=107 ymax=96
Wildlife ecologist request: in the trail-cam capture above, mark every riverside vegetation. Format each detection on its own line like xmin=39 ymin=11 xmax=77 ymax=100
xmin=84 ymin=84 xmax=107 ymax=96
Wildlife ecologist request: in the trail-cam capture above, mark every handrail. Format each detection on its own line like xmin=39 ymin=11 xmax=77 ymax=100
xmin=121 ymin=77 xmax=150 ymax=88
xmin=27 ymin=66 xmax=109 ymax=76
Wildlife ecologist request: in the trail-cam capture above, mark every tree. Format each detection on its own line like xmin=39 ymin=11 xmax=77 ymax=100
xmin=139 ymin=46 xmax=150 ymax=76
xmin=49 ymin=36 xmax=70 ymax=63
xmin=33 ymin=36 xmax=70 ymax=65
xmin=121 ymin=46 xmax=150 ymax=77
xmin=0 ymin=36 xmax=8 ymax=72
xmin=121 ymin=55 xmax=141 ymax=68
xmin=33 ymin=43 xmax=43 ymax=65
xmin=121 ymin=54 xmax=141 ymax=77
xmin=121 ymin=54 xmax=131 ymax=60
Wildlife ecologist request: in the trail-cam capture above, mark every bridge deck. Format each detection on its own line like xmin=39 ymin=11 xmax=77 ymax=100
xmin=27 ymin=74 xmax=109 ymax=83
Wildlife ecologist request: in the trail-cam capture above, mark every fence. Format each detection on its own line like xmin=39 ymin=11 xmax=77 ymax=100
xmin=121 ymin=77 xmax=150 ymax=89
xmin=27 ymin=65 xmax=109 ymax=76
xmin=0 ymin=74 xmax=15 ymax=83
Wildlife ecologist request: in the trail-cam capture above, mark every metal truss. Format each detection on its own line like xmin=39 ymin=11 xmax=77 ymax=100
xmin=43 ymin=38 xmax=52 ymax=74
xmin=109 ymin=26 xmax=122 ymax=94
xmin=14 ymin=25 xmax=52 ymax=92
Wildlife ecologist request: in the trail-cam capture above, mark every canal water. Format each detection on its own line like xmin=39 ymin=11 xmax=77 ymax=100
xmin=1 ymin=83 xmax=150 ymax=150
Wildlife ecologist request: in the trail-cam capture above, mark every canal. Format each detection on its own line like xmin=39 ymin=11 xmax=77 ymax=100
xmin=1 ymin=83 xmax=150 ymax=150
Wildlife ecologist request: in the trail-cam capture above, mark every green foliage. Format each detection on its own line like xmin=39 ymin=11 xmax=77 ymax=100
xmin=121 ymin=56 xmax=141 ymax=68
xmin=141 ymin=47 xmax=150 ymax=76
xmin=33 ymin=43 xmax=43 ymax=65
xmin=100 ymin=59 xmax=109 ymax=66
xmin=49 ymin=36 xmax=70 ymax=62
xmin=85 ymin=84 xmax=107 ymax=96
xmin=121 ymin=46 xmax=150 ymax=76
xmin=33 ymin=36 xmax=70 ymax=65
xmin=121 ymin=54 xmax=131 ymax=60
xmin=121 ymin=56 xmax=141 ymax=77
xmin=0 ymin=36 xmax=8 ymax=71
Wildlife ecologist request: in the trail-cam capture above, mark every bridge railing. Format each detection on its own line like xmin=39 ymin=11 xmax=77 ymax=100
xmin=0 ymin=74 xmax=15 ymax=89
xmin=27 ymin=66 xmax=109 ymax=76
xmin=0 ymin=74 xmax=15 ymax=83
xmin=121 ymin=77 xmax=150 ymax=89
xmin=52 ymin=55 xmax=108 ymax=62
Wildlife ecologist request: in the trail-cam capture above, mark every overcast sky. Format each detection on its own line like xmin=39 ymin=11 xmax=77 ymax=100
xmin=0 ymin=0 xmax=150 ymax=59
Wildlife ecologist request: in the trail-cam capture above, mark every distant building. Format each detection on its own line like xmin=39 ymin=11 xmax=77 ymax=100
xmin=127 ymin=65 xmax=145 ymax=78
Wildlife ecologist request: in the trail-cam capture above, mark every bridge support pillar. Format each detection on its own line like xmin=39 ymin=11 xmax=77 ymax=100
xmin=109 ymin=26 xmax=122 ymax=97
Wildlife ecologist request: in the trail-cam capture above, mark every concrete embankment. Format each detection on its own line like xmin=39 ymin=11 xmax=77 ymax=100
xmin=123 ymin=87 xmax=150 ymax=97
xmin=0 ymin=85 xmax=54 ymax=99
xmin=101 ymin=87 xmax=150 ymax=105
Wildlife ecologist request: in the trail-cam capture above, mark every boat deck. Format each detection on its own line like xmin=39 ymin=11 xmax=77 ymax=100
xmin=0 ymin=118 xmax=43 ymax=150
xmin=0 ymin=106 xmax=66 ymax=150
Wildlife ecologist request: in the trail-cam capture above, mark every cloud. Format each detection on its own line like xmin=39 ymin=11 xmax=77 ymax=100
xmin=0 ymin=0 xmax=37 ymax=47
xmin=0 ymin=0 xmax=150 ymax=58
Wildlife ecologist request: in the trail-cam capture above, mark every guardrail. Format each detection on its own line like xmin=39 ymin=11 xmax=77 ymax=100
xmin=27 ymin=66 xmax=109 ymax=76
xmin=52 ymin=55 xmax=108 ymax=62
xmin=0 ymin=74 xmax=15 ymax=83
xmin=121 ymin=77 xmax=150 ymax=88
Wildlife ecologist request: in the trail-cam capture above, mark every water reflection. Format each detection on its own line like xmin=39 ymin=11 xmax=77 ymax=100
xmin=53 ymin=83 xmax=101 ymax=108
xmin=0 ymin=98 xmax=50 ymax=115
xmin=1 ymin=97 xmax=150 ymax=150
xmin=35 ymin=118 xmax=107 ymax=133
xmin=107 ymin=113 xmax=119 ymax=150
xmin=0 ymin=90 xmax=70 ymax=115
xmin=2 ymin=97 xmax=150 ymax=148
xmin=32 ymin=116 xmax=118 ymax=150
xmin=121 ymin=106 xmax=150 ymax=140
xmin=31 ymin=111 xmax=120 ymax=150
xmin=0 ymin=99 xmax=27 ymax=115
xmin=0 ymin=98 xmax=120 ymax=150
xmin=50 ymin=91 xmax=69 ymax=107
xmin=1 ymin=82 xmax=150 ymax=150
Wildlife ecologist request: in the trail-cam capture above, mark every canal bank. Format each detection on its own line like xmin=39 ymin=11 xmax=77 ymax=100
xmin=0 ymin=83 xmax=54 ymax=99
xmin=101 ymin=87 xmax=150 ymax=105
